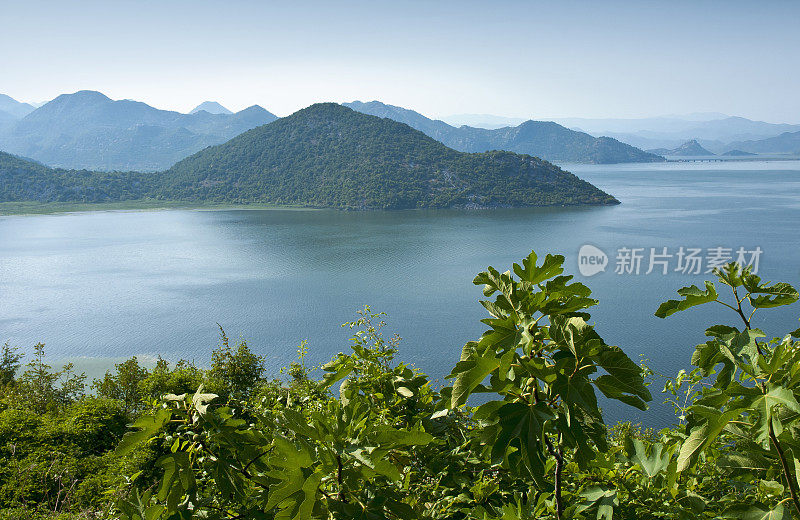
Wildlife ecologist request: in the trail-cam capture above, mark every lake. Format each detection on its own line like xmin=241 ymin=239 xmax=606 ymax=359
xmin=1 ymin=160 xmax=799 ymax=426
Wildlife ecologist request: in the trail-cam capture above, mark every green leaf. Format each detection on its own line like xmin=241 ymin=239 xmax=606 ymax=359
xmin=282 ymin=409 xmax=320 ymax=440
xmin=624 ymin=438 xmax=670 ymax=477
xmin=490 ymin=402 xmax=553 ymax=482
xmin=740 ymin=384 xmax=800 ymax=443
xmin=450 ymin=349 xmax=501 ymax=407
xmin=758 ymin=480 xmax=784 ymax=497
xmin=373 ymin=427 xmax=434 ymax=447
xmin=396 ymin=386 xmax=414 ymax=398
xmin=676 ymin=491 xmax=707 ymax=514
xmin=157 ymin=452 xmax=194 ymax=502
xmin=512 ymin=251 xmax=565 ymax=285
xmin=578 ymin=486 xmax=617 ymax=520
xmin=655 ymin=281 xmax=718 ymax=318
xmin=595 ymin=345 xmax=651 ymax=409
xmin=116 ymin=408 xmax=171 ymax=456
xmin=265 ymin=467 xmax=305 ymax=512
xmin=273 ymin=436 xmax=313 ymax=468
xmin=320 ymin=358 xmax=354 ymax=389
xmin=723 ymin=503 xmax=791 ymax=520
xmin=677 ymin=408 xmax=740 ymax=472
xmin=742 ymin=273 xmax=799 ymax=308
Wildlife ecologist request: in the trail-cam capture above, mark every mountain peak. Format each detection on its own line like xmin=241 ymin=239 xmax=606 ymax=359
xmin=46 ymin=90 xmax=112 ymax=108
xmin=301 ymin=102 xmax=353 ymax=114
xmin=675 ymin=139 xmax=714 ymax=155
xmin=0 ymin=93 xmax=37 ymax=118
xmin=647 ymin=139 xmax=715 ymax=157
xmin=68 ymin=90 xmax=111 ymax=101
xmin=190 ymin=101 xmax=232 ymax=115
xmin=2 ymin=92 xmax=278 ymax=171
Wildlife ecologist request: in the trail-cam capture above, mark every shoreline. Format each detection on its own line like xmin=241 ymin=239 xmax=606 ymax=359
xmin=0 ymin=199 xmax=619 ymax=217
xmin=0 ymin=200 xmax=319 ymax=217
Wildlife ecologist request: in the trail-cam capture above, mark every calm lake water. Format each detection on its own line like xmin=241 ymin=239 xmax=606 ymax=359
xmin=1 ymin=160 xmax=799 ymax=426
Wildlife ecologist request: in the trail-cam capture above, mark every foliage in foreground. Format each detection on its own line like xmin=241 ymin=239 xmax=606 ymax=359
xmin=1 ymin=250 xmax=799 ymax=519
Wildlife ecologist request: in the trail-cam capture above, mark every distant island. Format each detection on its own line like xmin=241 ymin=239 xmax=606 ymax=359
xmin=647 ymin=139 xmax=715 ymax=156
xmin=344 ymin=101 xmax=665 ymax=165
xmin=721 ymin=149 xmax=756 ymax=156
xmin=0 ymin=104 xmax=618 ymax=212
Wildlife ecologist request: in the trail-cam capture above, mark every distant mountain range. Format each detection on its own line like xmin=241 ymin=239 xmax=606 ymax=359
xmin=556 ymin=115 xmax=800 ymax=153
xmin=726 ymin=131 xmax=800 ymax=155
xmin=190 ymin=101 xmax=232 ymax=115
xmin=721 ymin=149 xmax=756 ymax=157
xmin=647 ymin=140 xmax=715 ymax=157
xmin=0 ymin=91 xmax=277 ymax=171
xmin=0 ymin=104 xmax=617 ymax=209
xmin=344 ymin=101 xmax=663 ymax=165
xmin=0 ymin=94 xmax=36 ymax=120
xmin=441 ymin=113 xmax=528 ymax=129
xmin=2 ymin=91 xmax=797 ymax=176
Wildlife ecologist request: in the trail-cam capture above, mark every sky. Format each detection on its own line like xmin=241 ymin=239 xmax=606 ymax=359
xmin=2 ymin=0 xmax=799 ymax=123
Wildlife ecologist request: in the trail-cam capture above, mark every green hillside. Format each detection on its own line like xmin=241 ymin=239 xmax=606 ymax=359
xmin=158 ymin=103 xmax=618 ymax=209
xmin=0 ymin=151 xmax=149 ymax=203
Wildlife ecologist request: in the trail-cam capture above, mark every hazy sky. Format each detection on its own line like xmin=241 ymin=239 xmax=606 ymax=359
xmin=2 ymin=0 xmax=799 ymax=122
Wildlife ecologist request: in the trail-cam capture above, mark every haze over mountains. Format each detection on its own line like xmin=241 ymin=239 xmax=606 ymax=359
xmin=647 ymin=140 xmax=716 ymax=157
xmin=553 ymin=115 xmax=800 ymax=154
xmin=438 ymin=111 xmax=800 ymax=156
xmin=190 ymin=101 xmax=233 ymax=115
xmin=0 ymin=94 xmax=36 ymax=120
xmin=344 ymin=101 xmax=664 ymax=165
xmin=0 ymin=92 xmax=277 ymax=171
xmin=441 ymin=113 xmax=528 ymax=129
xmin=1 ymin=91 xmax=797 ymax=176
xmin=726 ymin=131 xmax=800 ymax=156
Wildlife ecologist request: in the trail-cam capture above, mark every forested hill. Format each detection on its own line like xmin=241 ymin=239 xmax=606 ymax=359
xmin=158 ymin=103 xmax=618 ymax=209
xmin=344 ymin=100 xmax=665 ymax=165
xmin=0 ymin=151 xmax=149 ymax=203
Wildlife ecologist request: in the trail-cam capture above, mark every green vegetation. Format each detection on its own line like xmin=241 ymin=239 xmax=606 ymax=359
xmin=3 ymin=251 xmax=800 ymax=519
xmin=0 ymin=104 xmax=618 ymax=212
xmin=0 ymin=151 xmax=151 ymax=204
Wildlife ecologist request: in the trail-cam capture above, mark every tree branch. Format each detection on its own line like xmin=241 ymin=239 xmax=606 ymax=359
xmin=768 ymin=419 xmax=800 ymax=518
